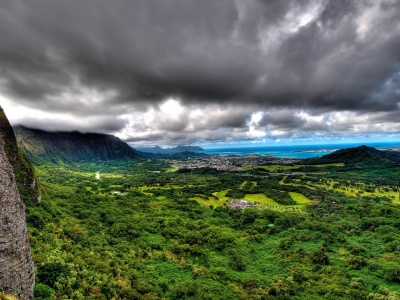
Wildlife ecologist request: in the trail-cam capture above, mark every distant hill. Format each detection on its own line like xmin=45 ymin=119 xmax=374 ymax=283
xmin=14 ymin=126 xmax=143 ymax=164
xmin=136 ymin=145 xmax=204 ymax=155
xmin=137 ymin=150 xmax=209 ymax=159
xmin=306 ymin=145 xmax=400 ymax=164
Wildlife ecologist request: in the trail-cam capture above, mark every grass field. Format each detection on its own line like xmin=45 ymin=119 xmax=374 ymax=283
xmin=258 ymin=165 xmax=300 ymax=172
xmin=242 ymin=193 xmax=278 ymax=205
xmin=289 ymin=192 xmax=312 ymax=204
xmin=257 ymin=163 xmax=344 ymax=172
xmin=191 ymin=191 xmax=312 ymax=212
xmin=239 ymin=180 xmax=257 ymax=187
xmin=281 ymin=175 xmax=399 ymax=203
xmin=191 ymin=196 xmax=228 ymax=207
xmin=243 ymin=192 xmax=311 ymax=211
xmin=316 ymin=182 xmax=398 ymax=202
xmin=214 ymin=189 xmax=230 ymax=201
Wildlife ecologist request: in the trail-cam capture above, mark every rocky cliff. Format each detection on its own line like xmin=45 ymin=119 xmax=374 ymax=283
xmin=0 ymin=108 xmax=39 ymax=204
xmin=14 ymin=126 xmax=143 ymax=164
xmin=0 ymin=108 xmax=34 ymax=299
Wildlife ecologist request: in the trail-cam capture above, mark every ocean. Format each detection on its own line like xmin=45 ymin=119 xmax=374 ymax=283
xmin=203 ymin=141 xmax=400 ymax=159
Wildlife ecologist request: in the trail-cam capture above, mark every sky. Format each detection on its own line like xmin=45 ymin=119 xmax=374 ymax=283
xmin=1 ymin=0 xmax=400 ymax=148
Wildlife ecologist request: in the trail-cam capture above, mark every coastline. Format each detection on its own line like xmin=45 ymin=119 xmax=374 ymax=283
xmin=203 ymin=141 xmax=400 ymax=159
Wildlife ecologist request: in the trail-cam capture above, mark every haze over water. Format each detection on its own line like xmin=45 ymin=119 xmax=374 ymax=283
xmin=204 ymin=142 xmax=400 ymax=159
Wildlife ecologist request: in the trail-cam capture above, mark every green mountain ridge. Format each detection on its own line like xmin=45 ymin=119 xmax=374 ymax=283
xmin=14 ymin=126 xmax=144 ymax=164
xmin=307 ymin=145 xmax=400 ymax=165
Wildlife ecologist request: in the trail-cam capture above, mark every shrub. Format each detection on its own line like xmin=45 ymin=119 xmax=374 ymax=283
xmin=37 ymin=262 xmax=70 ymax=288
xmin=310 ymin=248 xmax=329 ymax=265
xmin=34 ymin=284 xmax=54 ymax=299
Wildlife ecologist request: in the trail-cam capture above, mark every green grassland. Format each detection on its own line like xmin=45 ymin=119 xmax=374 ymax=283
xmin=289 ymin=192 xmax=312 ymax=204
xmin=25 ymin=159 xmax=400 ymax=299
xmin=258 ymin=163 xmax=344 ymax=172
xmin=191 ymin=189 xmax=312 ymax=212
xmin=281 ymin=174 xmax=400 ymax=204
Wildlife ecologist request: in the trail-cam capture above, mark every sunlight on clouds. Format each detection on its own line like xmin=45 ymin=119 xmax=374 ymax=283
xmin=159 ymin=98 xmax=184 ymax=115
xmin=270 ymin=130 xmax=287 ymax=137
xmin=284 ymin=1 xmax=323 ymax=33
xmin=1 ymin=96 xmax=72 ymax=125
xmin=297 ymin=111 xmax=325 ymax=123
xmin=250 ymin=112 xmax=264 ymax=123
xmin=121 ymin=107 xmax=400 ymax=145
xmin=247 ymin=112 xmax=266 ymax=138
xmin=45 ymin=76 xmax=120 ymax=110
xmin=259 ymin=1 xmax=322 ymax=54
xmin=356 ymin=0 xmax=382 ymax=40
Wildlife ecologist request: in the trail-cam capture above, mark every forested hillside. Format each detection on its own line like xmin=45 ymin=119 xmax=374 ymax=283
xmin=14 ymin=126 xmax=143 ymax=164
xmin=306 ymin=145 xmax=400 ymax=165
xmin=0 ymin=108 xmax=39 ymax=204
xmin=24 ymin=149 xmax=400 ymax=299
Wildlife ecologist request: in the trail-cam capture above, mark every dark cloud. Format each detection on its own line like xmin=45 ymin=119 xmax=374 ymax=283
xmin=1 ymin=0 xmax=400 ymax=144
xmin=260 ymin=111 xmax=305 ymax=129
xmin=15 ymin=115 xmax=127 ymax=134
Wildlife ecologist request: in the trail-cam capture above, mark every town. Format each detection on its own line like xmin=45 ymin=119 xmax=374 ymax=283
xmin=171 ymin=154 xmax=299 ymax=171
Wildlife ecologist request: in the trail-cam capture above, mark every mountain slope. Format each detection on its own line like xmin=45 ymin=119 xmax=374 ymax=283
xmin=14 ymin=126 xmax=143 ymax=164
xmin=0 ymin=108 xmax=39 ymax=204
xmin=307 ymin=145 xmax=400 ymax=164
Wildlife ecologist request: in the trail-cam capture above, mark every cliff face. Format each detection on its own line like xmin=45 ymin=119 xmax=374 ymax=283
xmin=14 ymin=126 xmax=143 ymax=164
xmin=0 ymin=110 xmax=34 ymax=299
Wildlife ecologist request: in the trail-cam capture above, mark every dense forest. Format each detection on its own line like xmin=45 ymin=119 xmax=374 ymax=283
xmin=22 ymin=152 xmax=400 ymax=299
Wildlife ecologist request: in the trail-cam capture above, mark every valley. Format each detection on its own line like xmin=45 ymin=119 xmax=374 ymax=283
xmin=3 ymin=2 xmax=400 ymax=299
xmin=24 ymin=147 xmax=400 ymax=299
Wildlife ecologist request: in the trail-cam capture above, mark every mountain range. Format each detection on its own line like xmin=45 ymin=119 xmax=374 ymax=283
xmin=12 ymin=125 xmax=400 ymax=166
xmin=15 ymin=126 xmax=208 ymax=162
xmin=14 ymin=126 xmax=143 ymax=163
xmin=136 ymin=145 xmax=204 ymax=155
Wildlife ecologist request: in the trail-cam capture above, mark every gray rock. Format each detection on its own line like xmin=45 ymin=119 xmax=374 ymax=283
xmin=0 ymin=124 xmax=34 ymax=298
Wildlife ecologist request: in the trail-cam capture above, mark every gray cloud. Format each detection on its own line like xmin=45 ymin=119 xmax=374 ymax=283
xmin=16 ymin=115 xmax=127 ymax=134
xmin=260 ymin=111 xmax=305 ymax=129
xmin=1 ymin=0 xmax=400 ymax=145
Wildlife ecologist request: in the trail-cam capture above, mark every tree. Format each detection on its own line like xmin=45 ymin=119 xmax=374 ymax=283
xmin=37 ymin=263 xmax=70 ymax=288
xmin=34 ymin=284 xmax=54 ymax=299
xmin=310 ymin=248 xmax=329 ymax=265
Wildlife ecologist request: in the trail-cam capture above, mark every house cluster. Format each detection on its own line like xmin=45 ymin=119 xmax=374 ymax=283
xmin=228 ymin=200 xmax=255 ymax=209
xmin=172 ymin=155 xmax=298 ymax=171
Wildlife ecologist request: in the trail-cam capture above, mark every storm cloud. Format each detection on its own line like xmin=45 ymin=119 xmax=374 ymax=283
xmin=1 ymin=0 xmax=400 ymax=145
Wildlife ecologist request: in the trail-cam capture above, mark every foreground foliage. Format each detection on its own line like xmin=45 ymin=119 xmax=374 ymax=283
xmin=26 ymin=159 xmax=400 ymax=299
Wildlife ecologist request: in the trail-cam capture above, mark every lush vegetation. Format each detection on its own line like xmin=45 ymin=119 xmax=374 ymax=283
xmin=0 ymin=108 xmax=39 ymax=203
xmin=24 ymin=156 xmax=400 ymax=299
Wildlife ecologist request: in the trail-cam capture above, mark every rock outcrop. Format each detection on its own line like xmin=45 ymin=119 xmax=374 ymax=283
xmin=0 ymin=108 xmax=39 ymax=204
xmin=0 ymin=108 xmax=34 ymax=299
